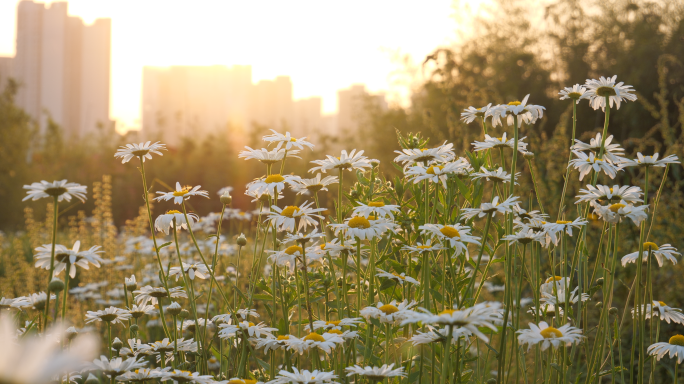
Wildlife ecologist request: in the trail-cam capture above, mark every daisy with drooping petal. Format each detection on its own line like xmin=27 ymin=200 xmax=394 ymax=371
xmin=393 ymin=142 xmax=455 ymax=166
xmin=329 ymin=216 xmax=397 ymax=240
xmin=154 ymin=210 xmax=199 ymax=235
xmin=621 ymin=242 xmax=680 ymax=267
xmin=461 ymin=104 xmax=493 ymax=124
xmin=14 ymin=292 xmax=56 ymax=311
xmin=410 ymin=325 xmax=472 ymax=346
xmin=558 ymin=84 xmax=590 ymax=104
xmin=404 ymin=159 xmax=471 ymax=188
xmin=360 ymin=300 xmax=418 ymax=324
xmin=91 ymin=355 xmax=147 ymax=377
xmin=591 ymin=200 xmax=648 ymax=226
xmin=472 ymin=133 xmax=528 ymax=153
xmin=540 ymin=286 xmax=589 ymax=307
xmin=419 ymin=223 xmax=480 ymax=257
xmin=304 ymin=318 xmax=363 ymax=332
xmin=85 ymin=307 xmax=132 ymax=326
xmin=571 ymin=133 xmax=626 ymax=163
xmin=618 ymin=152 xmax=680 ymax=169
xmin=286 ymin=332 xmax=344 ymax=354
xmin=263 ymin=130 xmax=314 ymax=151
xmin=133 ymin=286 xmax=187 ymax=306
xmin=115 ymin=141 xmax=166 ymax=163
xmin=345 ymin=364 xmax=405 ymax=380
xmin=575 ymin=184 xmax=642 ymax=205
xmin=517 ymin=321 xmax=583 ymax=351
xmin=461 ymin=195 xmax=520 ymax=219
xmin=23 ymin=180 xmax=88 ymax=202
xmin=401 ymin=302 xmax=502 ymax=342
xmin=503 ymin=227 xmax=546 ymax=246
xmin=309 ymin=149 xmax=372 ymax=173
xmin=647 ymin=335 xmax=684 ymax=363
xmin=584 ymin=75 xmax=637 ymax=111
xmin=471 ymin=167 xmax=520 ymax=185
xmin=375 ymin=268 xmax=420 ymax=285
xmin=239 ymin=146 xmax=301 ymax=165
xmin=169 ymin=262 xmax=210 ymax=281
xmin=128 ymin=304 xmax=157 ymax=319
xmin=155 ymin=182 xmax=209 ymax=205
xmin=34 ymin=241 xmax=104 ymax=278
xmin=543 ymin=218 xmax=588 ymax=246
xmin=487 ymin=95 xmax=546 ymax=127
xmin=268 ymin=201 xmax=325 ymax=232
xmin=290 ymin=173 xmax=339 ymax=195
xmin=568 ymin=151 xmax=618 ymax=181
xmin=352 ymin=201 xmax=401 ymax=220
xmin=248 ymin=174 xmax=300 ymax=197
xmin=632 ymin=301 xmax=684 ymax=324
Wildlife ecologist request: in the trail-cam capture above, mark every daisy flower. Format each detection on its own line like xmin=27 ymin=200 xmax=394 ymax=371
xmin=128 ymin=304 xmax=157 ymax=319
xmin=621 ymin=242 xmax=680 ymax=267
xmin=91 ymin=355 xmax=147 ymax=377
xmin=517 ymin=321 xmax=583 ymax=351
xmin=118 ymin=339 xmax=153 ymax=359
xmin=571 ymin=133 xmax=625 ymax=163
xmin=461 ymin=104 xmax=493 ymax=124
xmin=286 ymin=332 xmax=344 ymax=354
xmin=352 ymin=201 xmax=401 ymax=220
xmin=502 ymin=227 xmax=545 ymax=245
xmin=401 ymin=241 xmax=445 ymax=254
xmin=575 ymin=184 xmax=642 ymax=205
xmin=410 ymin=325 xmax=472 ymax=346
xmin=239 ymin=146 xmax=301 ymax=165
xmin=633 ymin=301 xmax=684 ymax=324
xmin=133 ymin=286 xmax=187 ymax=306
xmin=34 ymin=241 xmax=104 ymax=279
xmin=329 ymin=216 xmax=397 ymax=240
xmin=268 ymin=368 xmax=339 ymax=384
xmin=568 ymin=151 xmax=618 ymax=181
xmin=486 ymin=94 xmax=546 ymax=127
xmin=345 ymin=364 xmax=405 ymax=380
xmin=254 ymin=335 xmax=291 ymax=353
xmin=404 ymin=159 xmax=471 ymax=188
xmin=85 ymin=307 xmax=132 ymax=326
xmin=234 ymin=321 xmax=278 ymax=339
xmin=512 ymin=205 xmax=548 ymax=223
xmin=304 ymin=318 xmax=363 ymax=332
xmin=309 ymin=149 xmax=372 ymax=173
xmin=647 ymin=335 xmax=684 ymax=363
xmin=114 ymin=141 xmax=166 ymax=163
xmin=461 ymin=195 xmax=520 ymax=219
xmin=591 ymin=200 xmax=648 ymax=226
xmin=540 ymin=286 xmax=589 ymax=307
xmin=268 ymin=201 xmax=325 ymax=232
xmin=584 ymin=75 xmax=637 ymax=111
xmin=419 ymin=223 xmax=480 ymax=257
xmin=543 ymin=218 xmax=588 ymax=246
xmin=472 ymin=133 xmax=528 ymax=153
xmin=471 ymin=167 xmax=520 ymax=184
xmin=155 ymin=182 xmax=209 ymax=205
xmin=558 ymin=84 xmax=589 ymax=104
xmin=401 ymin=302 xmax=501 ymax=342
xmin=23 ymin=180 xmax=87 ymax=202
xmin=393 ymin=142 xmax=455 ymax=166
xmin=248 ymin=174 xmax=300 ymax=196
xmin=160 ymin=370 xmax=214 ymax=384
xmin=375 ymin=268 xmax=420 ymax=285
xmin=154 ymin=210 xmax=199 ymax=235
xmin=263 ymin=130 xmax=314 ymax=150
xmin=290 ymin=173 xmax=339 ymax=195
xmin=116 ymin=367 xmax=169 ymax=382
xmin=360 ymin=300 xmax=418 ymax=324
xmin=169 ymin=262 xmax=210 ymax=281
xmin=618 ymin=153 xmax=680 ymax=169
xmin=15 ymin=292 xmax=55 ymax=311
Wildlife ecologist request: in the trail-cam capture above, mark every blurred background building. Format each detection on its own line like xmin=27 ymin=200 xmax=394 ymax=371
xmin=3 ymin=0 xmax=111 ymax=138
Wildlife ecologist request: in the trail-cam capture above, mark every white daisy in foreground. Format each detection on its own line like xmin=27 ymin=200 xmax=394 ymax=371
xmin=471 ymin=167 xmax=520 ymax=184
xmin=114 ymin=141 xmax=166 ymax=163
xmin=310 ymin=149 xmax=372 ymax=173
xmin=591 ymin=200 xmax=648 ymax=226
xmin=405 ymin=159 xmax=471 ymax=188
xmin=268 ymin=201 xmax=325 ymax=232
xmin=461 ymin=195 xmax=520 ymax=219
xmin=169 ymin=262 xmax=210 ymax=281
xmin=517 ymin=321 xmax=583 ymax=351
xmin=401 ymin=302 xmax=501 ymax=342
xmin=23 ymin=180 xmax=87 ymax=202
xmin=419 ymin=223 xmax=480 ymax=257
xmin=543 ymin=218 xmax=588 ymax=246
xmin=154 ymin=210 xmax=199 ymax=235
xmin=268 ymin=368 xmax=338 ymax=384
xmin=91 ymin=355 xmax=147 ymax=377
xmin=352 ymin=201 xmax=401 ymax=220
xmin=239 ymin=146 xmax=301 ymax=165
xmin=647 ymin=335 xmax=684 ymax=363
xmin=14 ymin=292 xmax=55 ymax=311
xmin=155 ymin=182 xmax=209 ymax=205
xmin=329 ymin=216 xmax=396 ymax=240
xmin=290 ymin=173 xmax=339 ymax=195
xmin=575 ymin=184 xmax=642 ymax=204
xmin=345 ymin=364 xmax=405 ymax=380
xmin=248 ymin=174 xmax=300 ymax=196
xmin=85 ymin=307 xmax=132 ymax=326
xmin=376 ymin=268 xmax=420 ymax=285
xmin=571 ymin=133 xmax=625 ymax=163
xmin=461 ymin=104 xmax=493 ymax=124
xmin=621 ymin=242 xmax=680 ymax=267
xmin=34 ymin=241 xmax=104 ymax=278
xmin=0 ymin=315 xmax=98 ymax=384
xmin=263 ymin=130 xmax=314 ymax=150
xmin=286 ymin=332 xmax=344 ymax=354
xmin=558 ymin=84 xmax=589 ymax=104
xmin=472 ymin=133 xmax=528 ymax=153
xmin=632 ymin=301 xmax=684 ymax=324
xmin=160 ymin=370 xmax=215 ymax=384
xmin=487 ymin=94 xmax=546 ymax=127
xmin=568 ymin=151 xmax=618 ymax=181
xmin=360 ymin=300 xmax=418 ymax=324
xmin=584 ymin=75 xmax=637 ymax=111
xmin=618 ymin=152 xmax=680 ymax=169
xmin=394 ymin=142 xmax=455 ymax=166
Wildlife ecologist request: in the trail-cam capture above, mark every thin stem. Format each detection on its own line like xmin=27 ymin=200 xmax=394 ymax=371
xmin=43 ymin=195 xmax=59 ymax=330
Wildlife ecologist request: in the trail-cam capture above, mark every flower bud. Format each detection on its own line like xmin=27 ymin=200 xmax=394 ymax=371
xmin=125 ymin=275 xmax=137 ymax=291
xmin=130 ymin=324 xmax=139 ymax=333
xmin=523 ymin=151 xmax=535 ymax=160
xmin=179 ymin=309 xmax=190 ymax=319
xmin=237 ymin=233 xmax=247 ymax=247
xmin=595 ymin=277 xmax=604 ymax=287
xmin=112 ymin=337 xmax=123 ymax=350
xmin=85 ymin=374 xmax=100 ymax=384
xmin=48 ymin=278 xmax=65 ymax=293
xmin=371 ymin=159 xmax=380 ymax=168
xmin=486 ymin=379 xmax=497 ymax=384
xmin=609 ymin=307 xmax=618 ymax=315
xmin=595 ymin=301 xmax=603 ymax=308
xmin=220 ymin=192 xmax=232 ymax=205
xmin=167 ymin=302 xmax=182 ymax=316
xmin=65 ymin=326 xmax=79 ymax=340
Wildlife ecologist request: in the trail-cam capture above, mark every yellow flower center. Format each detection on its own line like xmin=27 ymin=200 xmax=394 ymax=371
xmin=228 ymin=379 xmax=245 ymax=384
xmin=368 ymin=201 xmax=385 ymax=207
xmin=348 ymin=216 xmax=371 ymax=229
xmin=392 ymin=273 xmax=406 ymax=280
xmin=439 ymin=226 xmax=460 ymax=238
xmin=166 ymin=210 xmax=182 ymax=214
xmin=379 ymin=304 xmax=399 ymax=315
xmin=327 ymin=329 xmax=343 ymax=335
xmin=281 ymin=206 xmax=300 ymax=217
xmin=304 ymin=333 xmax=326 ymax=342
xmin=326 ymin=320 xmax=341 ymax=326
xmin=588 ymin=213 xmax=599 ymax=221
xmin=277 ymin=335 xmax=290 ymax=340
xmin=244 ymin=380 xmax=257 ymax=384
xmin=596 ymin=86 xmax=617 ymax=97
xmin=643 ymin=242 xmax=659 ymax=251
xmin=172 ymin=186 xmax=192 ymax=196
xmin=658 ymin=301 xmax=667 ymax=306
xmin=290 ymin=137 xmax=297 ymax=142
xmin=540 ymin=327 xmax=564 ymax=339
xmin=426 ymin=165 xmax=444 ymax=175
xmin=285 ymin=245 xmax=303 ymax=255
xmin=439 ymin=309 xmax=455 ymax=315
xmin=508 ymin=101 xmax=522 ymax=106
xmin=568 ymin=92 xmax=582 ymax=99
xmin=248 ymin=322 xmax=255 ymax=326
xmin=669 ymin=335 xmax=684 ymax=347
xmin=545 ymin=276 xmax=563 ymax=283
xmin=556 ymin=220 xmax=571 ymax=224
xmin=265 ymin=174 xmax=285 ymax=183
xmin=609 ymin=203 xmax=626 ymax=212
xmin=417 ymin=245 xmax=431 ymax=249
xmin=320 ymin=244 xmax=326 ymax=250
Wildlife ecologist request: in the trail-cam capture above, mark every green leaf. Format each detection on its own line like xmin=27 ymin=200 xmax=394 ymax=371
xmin=156 ymin=242 xmax=172 ymax=252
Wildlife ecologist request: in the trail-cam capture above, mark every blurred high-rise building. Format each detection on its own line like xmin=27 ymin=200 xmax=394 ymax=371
xmin=293 ymin=97 xmax=323 ymax=138
xmin=10 ymin=0 xmax=111 ymax=138
xmin=250 ymin=76 xmax=294 ymax=131
xmin=0 ymin=56 xmax=13 ymax=91
xmin=337 ymin=84 xmax=387 ymax=135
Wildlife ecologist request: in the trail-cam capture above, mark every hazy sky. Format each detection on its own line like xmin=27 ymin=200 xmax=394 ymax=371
xmin=0 ymin=0 xmax=458 ymax=130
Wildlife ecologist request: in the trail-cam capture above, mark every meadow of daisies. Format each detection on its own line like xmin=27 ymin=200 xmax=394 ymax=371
xmin=1 ymin=75 xmax=682 ymax=384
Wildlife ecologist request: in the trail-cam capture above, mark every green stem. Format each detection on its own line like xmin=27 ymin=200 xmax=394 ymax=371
xmin=61 ymin=267 xmax=70 ymax=320
xmin=43 ymin=195 xmax=59 ymax=330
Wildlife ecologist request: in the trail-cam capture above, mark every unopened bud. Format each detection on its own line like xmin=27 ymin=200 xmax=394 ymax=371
xmin=65 ymin=326 xmax=79 ymax=340
xmin=595 ymin=301 xmax=603 ymax=308
xmin=167 ymin=302 xmax=182 ymax=316
xmin=220 ymin=192 xmax=232 ymax=205
xmin=486 ymin=379 xmax=497 ymax=384
xmin=130 ymin=324 xmax=139 ymax=333
xmin=609 ymin=307 xmax=618 ymax=315
xmin=179 ymin=309 xmax=190 ymax=319
xmin=48 ymin=278 xmax=65 ymax=293
xmin=237 ymin=233 xmax=247 ymax=247
xmin=595 ymin=277 xmax=604 ymax=286
xmin=112 ymin=337 xmax=123 ymax=350
xmin=371 ymin=159 xmax=380 ymax=168
xmin=85 ymin=374 xmax=100 ymax=384
xmin=523 ymin=151 xmax=535 ymax=159
xmin=125 ymin=275 xmax=137 ymax=291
